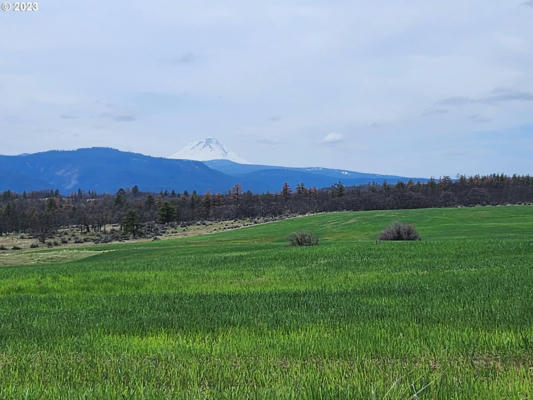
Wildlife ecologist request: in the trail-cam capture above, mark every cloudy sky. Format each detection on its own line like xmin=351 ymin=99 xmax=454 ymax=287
xmin=1 ymin=0 xmax=532 ymax=177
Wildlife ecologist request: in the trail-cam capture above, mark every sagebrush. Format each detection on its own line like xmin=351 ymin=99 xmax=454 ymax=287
xmin=288 ymin=230 xmax=319 ymax=246
xmin=378 ymin=221 xmax=421 ymax=241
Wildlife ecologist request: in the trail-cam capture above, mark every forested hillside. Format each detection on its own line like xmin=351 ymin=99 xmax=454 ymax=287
xmin=1 ymin=174 xmax=532 ymax=238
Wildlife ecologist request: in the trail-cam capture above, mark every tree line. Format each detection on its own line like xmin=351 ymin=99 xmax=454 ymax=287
xmin=1 ymin=174 xmax=533 ymax=238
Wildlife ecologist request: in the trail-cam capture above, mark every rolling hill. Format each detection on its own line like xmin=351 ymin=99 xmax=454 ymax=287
xmin=204 ymin=159 xmax=426 ymax=193
xmin=0 ymin=206 xmax=531 ymax=398
xmin=0 ymin=147 xmax=426 ymax=194
xmin=0 ymin=148 xmax=235 ymax=194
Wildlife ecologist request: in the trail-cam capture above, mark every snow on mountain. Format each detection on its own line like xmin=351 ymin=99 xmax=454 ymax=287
xmin=169 ymin=137 xmax=248 ymax=163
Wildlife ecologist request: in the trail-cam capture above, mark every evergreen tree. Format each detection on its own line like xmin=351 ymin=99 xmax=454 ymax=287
xmin=121 ymin=210 xmax=141 ymax=237
xmin=145 ymin=195 xmax=155 ymax=209
xmin=202 ymin=191 xmax=212 ymax=217
xmin=158 ymin=202 xmax=176 ymax=224
xmin=190 ymin=191 xmax=200 ymax=209
xmin=46 ymin=198 xmax=58 ymax=211
xmin=114 ymin=188 xmax=126 ymax=207
xmin=332 ymin=182 xmax=344 ymax=197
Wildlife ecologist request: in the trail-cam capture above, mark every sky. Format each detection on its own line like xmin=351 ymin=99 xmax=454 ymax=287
xmin=1 ymin=0 xmax=532 ymax=177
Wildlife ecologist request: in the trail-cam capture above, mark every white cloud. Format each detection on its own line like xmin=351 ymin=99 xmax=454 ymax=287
xmin=322 ymin=132 xmax=344 ymax=144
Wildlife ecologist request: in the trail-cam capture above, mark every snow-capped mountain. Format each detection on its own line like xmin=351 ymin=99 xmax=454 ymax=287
xmin=169 ymin=138 xmax=248 ymax=163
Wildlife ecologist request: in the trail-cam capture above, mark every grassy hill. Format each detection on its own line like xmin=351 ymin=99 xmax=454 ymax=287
xmin=0 ymin=206 xmax=532 ymax=398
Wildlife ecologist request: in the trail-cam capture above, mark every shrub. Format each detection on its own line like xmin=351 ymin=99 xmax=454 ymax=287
xmin=378 ymin=221 xmax=421 ymax=241
xmin=288 ymin=231 xmax=319 ymax=246
xmin=101 ymin=236 xmax=112 ymax=244
xmin=0 ymin=245 xmax=8 ymax=251
xmin=30 ymin=243 xmax=39 ymax=248
xmin=11 ymin=246 xmax=22 ymax=250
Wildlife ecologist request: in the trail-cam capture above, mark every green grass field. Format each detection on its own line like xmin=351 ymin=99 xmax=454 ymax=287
xmin=0 ymin=206 xmax=532 ymax=399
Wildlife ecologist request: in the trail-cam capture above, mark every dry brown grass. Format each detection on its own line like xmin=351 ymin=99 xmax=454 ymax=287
xmin=0 ymin=249 xmax=106 ymax=268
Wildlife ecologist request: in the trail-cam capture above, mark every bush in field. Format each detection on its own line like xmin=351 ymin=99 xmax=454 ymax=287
xmin=378 ymin=221 xmax=421 ymax=241
xmin=288 ymin=231 xmax=319 ymax=246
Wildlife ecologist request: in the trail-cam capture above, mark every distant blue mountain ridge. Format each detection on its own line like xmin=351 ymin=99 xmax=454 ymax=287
xmin=0 ymin=147 xmax=427 ymax=194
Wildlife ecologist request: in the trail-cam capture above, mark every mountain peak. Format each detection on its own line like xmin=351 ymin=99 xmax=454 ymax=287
xmin=169 ymin=138 xmax=247 ymax=163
